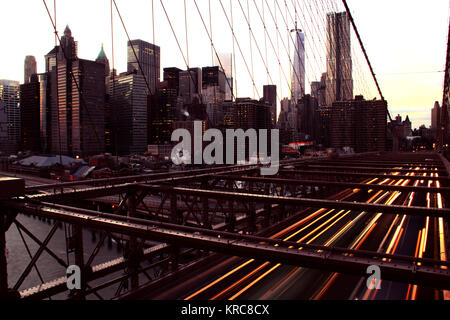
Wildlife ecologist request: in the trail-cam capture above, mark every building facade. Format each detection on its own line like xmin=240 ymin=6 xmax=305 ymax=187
xmin=0 ymin=80 xmax=20 ymax=154
xmin=127 ymin=39 xmax=160 ymax=94
xmin=213 ymin=53 xmax=234 ymax=101
xmin=24 ymin=56 xmax=37 ymax=85
xmin=325 ymin=12 xmax=353 ymax=106
xmin=291 ymin=28 xmax=306 ymax=103
xmin=148 ymin=70 xmax=180 ymax=145
xmin=331 ymin=96 xmax=387 ymax=153
xmin=263 ymin=85 xmax=277 ymax=128
xmin=432 ymin=101 xmax=441 ymax=140
xmin=202 ymin=66 xmax=226 ymax=128
xmin=298 ymin=95 xmax=319 ymax=142
xmin=37 ymin=73 xmax=52 ymax=153
xmin=20 ymin=76 xmax=41 ymax=152
xmin=70 ymin=59 xmax=106 ymax=157
xmin=233 ymin=98 xmax=272 ymax=131
xmin=311 ymin=73 xmax=327 ymax=107
xmin=179 ymin=68 xmax=202 ymax=106
xmin=49 ymin=26 xmax=105 ymax=157
xmin=110 ymin=73 xmax=148 ymax=155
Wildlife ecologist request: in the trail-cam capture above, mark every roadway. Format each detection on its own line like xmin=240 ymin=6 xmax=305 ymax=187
xmin=160 ymin=166 xmax=449 ymax=300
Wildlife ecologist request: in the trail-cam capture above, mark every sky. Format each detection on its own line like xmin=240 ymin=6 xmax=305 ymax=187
xmin=0 ymin=0 xmax=448 ymax=129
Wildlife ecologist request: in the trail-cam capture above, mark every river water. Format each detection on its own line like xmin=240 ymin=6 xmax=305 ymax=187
xmin=6 ymin=213 xmax=125 ymax=299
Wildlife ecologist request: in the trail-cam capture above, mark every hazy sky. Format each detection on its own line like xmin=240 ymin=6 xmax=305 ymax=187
xmin=0 ymin=0 xmax=448 ymax=129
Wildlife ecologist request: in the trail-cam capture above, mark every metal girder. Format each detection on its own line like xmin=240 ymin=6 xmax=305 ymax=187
xmin=280 ymin=170 xmax=450 ymax=182
xmin=297 ymin=165 xmax=447 ymax=175
xmin=3 ymin=152 xmax=450 ymax=300
xmin=26 ymin=184 xmax=134 ymax=201
xmin=13 ymin=220 xmax=68 ymax=268
xmin=7 ymin=200 xmax=448 ymax=267
xmin=214 ymin=175 xmax=450 ymax=194
xmin=20 ymin=243 xmax=172 ymax=300
xmin=308 ymin=160 xmax=445 ymax=169
xmin=337 ymin=159 xmax=442 ymax=164
xmin=5 ymin=201 xmax=450 ymax=291
xmin=23 ymin=164 xmax=262 ymax=193
xmin=24 ymin=168 xmax=255 ymax=201
xmin=117 ymin=253 xmax=225 ymax=300
xmin=13 ymin=223 xmax=59 ymax=291
xmin=139 ymin=185 xmax=450 ymax=218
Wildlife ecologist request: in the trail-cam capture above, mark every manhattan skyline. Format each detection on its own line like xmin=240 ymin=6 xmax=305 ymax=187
xmin=0 ymin=0 xmax=448 ymax=128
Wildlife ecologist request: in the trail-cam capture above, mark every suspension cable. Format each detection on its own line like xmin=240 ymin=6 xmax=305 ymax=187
xmin=341 ymin=0 xmax=391 ymax=121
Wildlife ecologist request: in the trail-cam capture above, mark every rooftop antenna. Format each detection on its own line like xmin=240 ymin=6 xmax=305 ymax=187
xmin=294 ymin=1 xmax=297 ymax=30
xmin=290 ymin=2 xmax=301 ymax=33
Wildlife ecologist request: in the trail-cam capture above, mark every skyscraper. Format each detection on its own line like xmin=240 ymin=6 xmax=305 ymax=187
xmin=147 ymin=68 xmax=181 ymax=145
xmin=298 ymin=95 xmax=319 ymax=142
xmin=20 ymin=75 xmax=41 ymax=152
xmin=213 ymin=53 xmax=233 ymax=101
xmin=70 ymin=59 xmax=106 ymax=157
xmin=330 ymin=96 xmax=386 ymax=152
xmin=233 ymin=98 xmax=271 ymax=130
xmin=37 ymin=73 xmax=52 ymax=153
xmin=127 ymin=40 xmax=160 ymax=94
xmin=44 ymin=25 xmax=77 ymax=75
xmin=325 ymin=12 xmax=353 ymax=106
xmin=439 ymin=18 xmax=450 ymax=150
xmin=202 ymin=66 xmax=226 ymax=128
xmin=310 ymin=74 xmax=327 ymax=107
xmin=163 ymin=67 xmax=181 ymax=89
xmin=278 ymin=98 xmax=298 ymax=143
xmin=0 ymin=80 xmax=20 ymax=154
xmin=179 ymin=68 xmax=202 ymax=105
xmin=263 ymin=85 xmax=277 ymax=128
xmin=148 ymin=77 xmax=179 ymax=145
xmin=432 ymin=101 xmax=441 ymax=140
xmin=96 ymin=44 xmax=111 ymax=91
xmin=49 ymin=25 xmax=76 ymax=155
xmin=49 ymin=26 xmax=105 ymax=157
xmin=24 ymin=56 xmax=37 ymax=84
xmin=95 ymin=45 xmax=112 ymax=153
xmin=291 ymin=28 xmax=306 ymax=103
xmin=110 ymin=73 xmax=148 ymax=155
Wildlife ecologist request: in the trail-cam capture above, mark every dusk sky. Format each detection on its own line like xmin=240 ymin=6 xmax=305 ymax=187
xmin=1 ymin=0 xmax=448 ymax=129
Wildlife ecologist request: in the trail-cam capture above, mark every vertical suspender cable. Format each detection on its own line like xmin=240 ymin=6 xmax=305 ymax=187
xmin=184 ymin=0 xmax=190 ymax=68
xmin=247 ymin=0 xmax=256 ymax=98
xmin=275 ymin=0 xmax=282 ymax=103
xmin=209 ymin=0 xmax=214 ymax=66
xmin=152 ymin=0 xmax=157 ymax=88
xmin=53 ymin=0 xmax=63 ymax=167
xmin=262 ymin=0 xmax=269 ymax=84
xmin=230 ymin=0 xmax=238 ymax=98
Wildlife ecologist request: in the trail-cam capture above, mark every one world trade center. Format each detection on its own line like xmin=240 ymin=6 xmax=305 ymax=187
xmin=291 ymin=26 xmax=305 ymax=103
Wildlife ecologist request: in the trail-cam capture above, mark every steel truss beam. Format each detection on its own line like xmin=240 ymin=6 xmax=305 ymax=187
xmin=295 ymin=165 xmax=447 ymax=175
xmin=24 ymin=165 xmax=261 ymax=193
xmin=214 ymin=175 xmax=450 ymax=194
xmin=20 ymin=243 xmax=173 ymax=300
xmin=280 ymin=170 xmax=450 ymax=182
xmin=138 ymin=185 xmax=450 ymax=218
xmin=2 ymin=152 xmax=449 ymax=299
xmin=4 ymin=201 xmax=450 ymax=291
xmin=308 ymin=160 xmax=445 ymax=169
